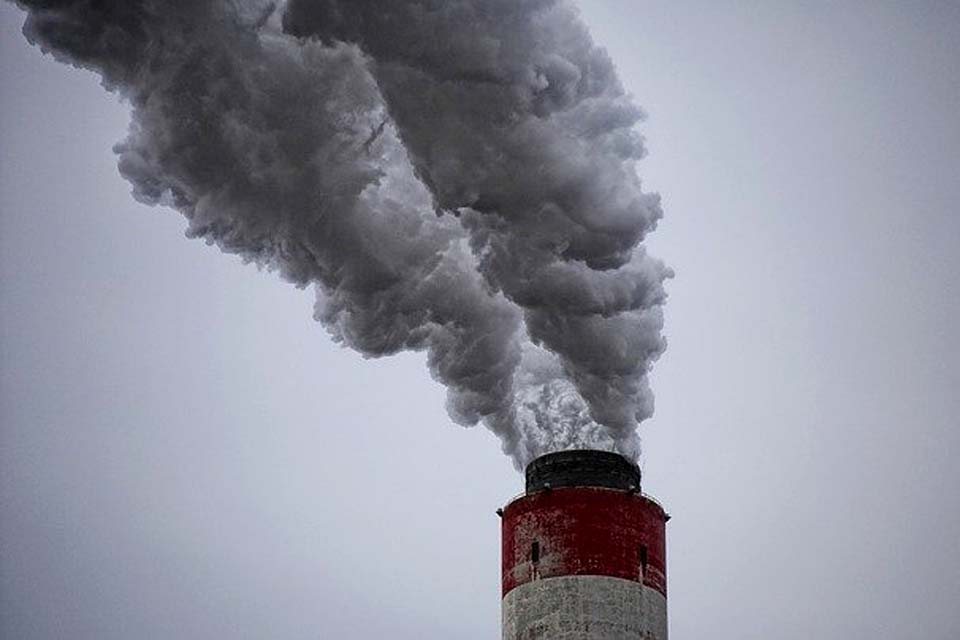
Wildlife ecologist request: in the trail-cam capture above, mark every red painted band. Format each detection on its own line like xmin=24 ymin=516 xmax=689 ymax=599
xmin=501 ymin=487 xmax=667 ymax=598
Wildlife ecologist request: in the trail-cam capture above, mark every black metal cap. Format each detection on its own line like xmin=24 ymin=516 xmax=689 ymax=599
xmin=525 ymin=450 xmax=641 ymax=493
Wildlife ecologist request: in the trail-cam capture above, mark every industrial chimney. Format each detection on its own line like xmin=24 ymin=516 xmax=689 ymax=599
xmin=500 ymin=450 xmax=669 ymax=639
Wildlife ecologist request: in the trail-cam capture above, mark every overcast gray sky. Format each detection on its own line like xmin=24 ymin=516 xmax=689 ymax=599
xmin=2 ymin=1 xmax=959 ymax=639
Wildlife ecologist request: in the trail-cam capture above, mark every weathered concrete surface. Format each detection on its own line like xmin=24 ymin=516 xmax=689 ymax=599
xmin=502 ymin=575 xmax=667 ymax=640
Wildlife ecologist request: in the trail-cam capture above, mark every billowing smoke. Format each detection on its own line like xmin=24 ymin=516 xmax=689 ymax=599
xmin=13 ymin=0 xmax=670 ymax=467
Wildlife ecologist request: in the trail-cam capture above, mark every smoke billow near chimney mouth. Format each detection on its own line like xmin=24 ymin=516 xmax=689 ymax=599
xmin=524 ymin=450 xmax=641 ymax=494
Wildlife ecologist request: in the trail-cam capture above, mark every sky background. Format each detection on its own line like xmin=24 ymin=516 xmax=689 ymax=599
xmin=2 ymin=1 xmax=959 ymax=638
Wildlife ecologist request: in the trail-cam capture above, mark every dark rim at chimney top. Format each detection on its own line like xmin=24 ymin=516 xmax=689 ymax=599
xmin=525 ymin=450 xmax=641 ymax=494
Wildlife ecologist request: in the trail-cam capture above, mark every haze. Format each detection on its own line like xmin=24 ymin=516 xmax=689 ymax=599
xmin=2 ymin=2 xmax=959 ymax=638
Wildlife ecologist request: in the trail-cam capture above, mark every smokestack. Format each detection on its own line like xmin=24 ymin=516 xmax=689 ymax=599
xmin=500 ymin=450 xmax=669 ymax=639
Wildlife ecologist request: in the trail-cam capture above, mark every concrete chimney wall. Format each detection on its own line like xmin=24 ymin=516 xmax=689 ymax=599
xmin=500 ymin=451 xmax=669 ymax=640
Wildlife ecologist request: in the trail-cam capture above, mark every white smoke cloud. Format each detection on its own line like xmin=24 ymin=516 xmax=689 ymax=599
xmin=13 ymin=0 xmax=669 ymax=467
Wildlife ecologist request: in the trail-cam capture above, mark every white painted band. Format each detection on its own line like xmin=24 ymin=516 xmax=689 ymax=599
xmin=502 ymin=575 xmax=667 ymax=640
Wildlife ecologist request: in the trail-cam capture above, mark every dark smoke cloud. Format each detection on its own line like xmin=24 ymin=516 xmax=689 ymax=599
xmin=12 ymin=0 xmax=669 ymax=467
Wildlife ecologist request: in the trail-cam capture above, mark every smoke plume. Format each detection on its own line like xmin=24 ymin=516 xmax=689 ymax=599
xmin=13 ymin=0 xmax=670 ymax=467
